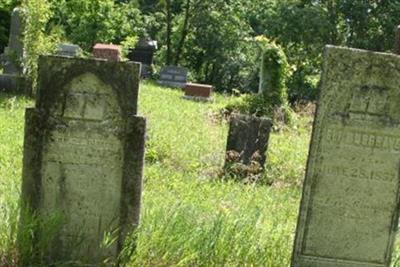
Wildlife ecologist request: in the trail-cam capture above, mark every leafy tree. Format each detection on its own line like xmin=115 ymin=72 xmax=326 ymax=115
xmin=48 ymin=0 xmax=143 ymax=50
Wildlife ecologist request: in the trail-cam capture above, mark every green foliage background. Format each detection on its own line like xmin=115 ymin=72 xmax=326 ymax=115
xmin=1 ymin=0 xmax=400 ymax=100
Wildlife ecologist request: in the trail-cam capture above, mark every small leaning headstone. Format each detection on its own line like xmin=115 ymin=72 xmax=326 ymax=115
xmin=19 ymin=55 xmax=145 ymax=265
xmin=225 ymin=114 xmax=272 ymax=178
xmin=292 ymin=46 xmax=400 ymax=267
xmin=93 ymin=43 xmax=121 ymax=62
xmin=157 ymin=65 xmax=188 ymax=88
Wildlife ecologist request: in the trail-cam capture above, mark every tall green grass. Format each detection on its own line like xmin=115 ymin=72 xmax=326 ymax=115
xmin=2 ymin=82 xmax=398 ymax=266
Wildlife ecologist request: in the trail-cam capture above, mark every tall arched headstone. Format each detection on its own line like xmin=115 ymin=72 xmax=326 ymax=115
xmin=292 ymin=46 xmax=400 ymax=267
xmin=20 ymin=56 xmax=145 ymax=265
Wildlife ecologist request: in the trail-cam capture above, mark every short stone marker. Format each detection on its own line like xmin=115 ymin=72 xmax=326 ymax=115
xmin=20 ymin=56 xmax=145 ymax=265
xmin=56 ymin=43 xmax=81 ymax=57
xmin=93 ymin=43 xmax=121 ymax=62
xmin=292 ymin=46 xmax=400 ymax=267
xmin=184 ymin=83 xmax=213 ymax=101
xmin=157 ymin=65 xmax=188 ymax=88
xmin=225 ymin=114 xmax=272 ymax=170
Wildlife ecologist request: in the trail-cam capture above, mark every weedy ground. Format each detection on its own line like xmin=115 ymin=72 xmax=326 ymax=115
xmin=1 ymin=81 xmax=400 ymax=266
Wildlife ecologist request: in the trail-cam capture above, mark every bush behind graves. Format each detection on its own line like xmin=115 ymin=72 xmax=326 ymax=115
xmin=22 ymin=0 xmax=59 ymax=93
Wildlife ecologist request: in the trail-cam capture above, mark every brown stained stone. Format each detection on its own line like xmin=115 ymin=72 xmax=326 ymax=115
xmin=184 ymin=83 xmax=212 ymax=99
xmin=19 ymin=55 xmax=145 ymax=266
xmin=93 ymin=43 xmax=121 ymax=62
xmin=292 ymin=46 xmax=400 ymax=267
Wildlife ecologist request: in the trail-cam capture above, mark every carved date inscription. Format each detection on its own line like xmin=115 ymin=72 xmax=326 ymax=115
xmin=302 ymin=117 xmax=400 ymax=263
xmin=292 ymin=46 xmax=400 ymax=267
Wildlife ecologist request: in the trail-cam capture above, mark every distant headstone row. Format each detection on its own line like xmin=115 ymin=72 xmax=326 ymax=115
xmin=20 ymin=56 xmax=145 ymax=265
xmin=157 ymin=66 xmax=214 ymax=101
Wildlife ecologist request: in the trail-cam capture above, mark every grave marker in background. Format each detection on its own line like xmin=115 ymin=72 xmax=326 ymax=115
xmin=184 ymin=83 xmax=213 ymax=101
xmin=20 ymin=56 xmax=145 ymax=265
xmin=157 ymin=65 xmax=188 ymax=88
xmin=93 ymin=43 xmax=121 ymax=62
xmin=225 ymin=114 xmax=272 ymax=169
xmin=56 ymin=43 xmax=81 ymax=57
xmin=292 ymin=46 xmax=400 ymax=267
xmin=0 ymin=7 xmax=29 ymax=94
xmin=128 ymin=38 xmax=157 ymax=78
xmin=2 ymin=7 xmax=24 ymax=74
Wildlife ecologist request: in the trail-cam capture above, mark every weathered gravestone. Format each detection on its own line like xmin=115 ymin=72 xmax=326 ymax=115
xmin=225 ymin=114 xmax=272 ymax=170
xmin=292 ymin=46 xmax=400 ymax=267
xmin=20 ymin=56 xmax=145 ymax=265
xmin=56 ymin=43 xmax=82 ymax=57
xmin=157 ymin=66 xmax=188 ymax=88
xmin=2 ymin=7 xmax=24 ymax=74
xmin=0 ymin=7 xmax=29 ymax=94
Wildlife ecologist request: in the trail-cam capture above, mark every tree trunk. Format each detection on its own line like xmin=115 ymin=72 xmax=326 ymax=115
xmin=174 ymin=0 xmax=191 ymax=65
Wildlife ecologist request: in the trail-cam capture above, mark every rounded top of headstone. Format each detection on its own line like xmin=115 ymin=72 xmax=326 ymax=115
xmin=93 ymin=43 xmax=121 ymax=50
xmin=136 ymin=38 xmax=158 ymax=50
xmin=12 ymin=7 xmax=23 ymax=14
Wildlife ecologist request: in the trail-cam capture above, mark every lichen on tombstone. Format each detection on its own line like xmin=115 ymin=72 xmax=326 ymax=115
xmin=18 ymin=56 xmax=145 ymax=266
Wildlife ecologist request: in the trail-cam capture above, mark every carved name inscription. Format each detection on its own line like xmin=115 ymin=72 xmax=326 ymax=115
xmin=292 ymin=46 xmax=400 ymax=267
xmin=20 ymin=56 xmax=145 ymax=266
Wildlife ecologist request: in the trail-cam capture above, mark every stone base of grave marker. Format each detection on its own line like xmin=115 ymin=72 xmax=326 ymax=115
xmin=0 ymin=74 xmax=30 ymax=94
xmin=225 ymin=114 xmax=272 ymax=169
xmin=19 ymin=56 xmax=145 ymax=266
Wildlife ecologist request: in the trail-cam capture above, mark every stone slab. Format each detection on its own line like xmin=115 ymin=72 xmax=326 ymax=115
xmin=57 ymin=43 xmax=81 ymax=57
xmin=93 ymin=43 xmax=121 ymax=62
xmin=185 ymin=83 xmax=212 ymax=98
xmin=20 ymin=55 xmax=145 ymax=265
xmin=157 ymin=65 xmax=188 ymax=88
xmin=225 ymin=114 xmax=272 ymax=168
xmin=292 ymin=46 xmax=400 ymax=267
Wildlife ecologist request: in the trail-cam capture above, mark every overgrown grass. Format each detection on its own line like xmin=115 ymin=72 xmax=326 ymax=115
xmin=1 ymin=82 xmax=398 ymax=266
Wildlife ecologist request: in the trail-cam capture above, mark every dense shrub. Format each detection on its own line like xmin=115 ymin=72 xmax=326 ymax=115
xmin=224 ymin=39 xmax=293 ymax=125
xmin=22 ymin=0 xmax=59 ymax=92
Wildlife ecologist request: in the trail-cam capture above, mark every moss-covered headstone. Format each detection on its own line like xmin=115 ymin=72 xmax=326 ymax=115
xmin=20 ymin=56 xmax=145 ymax=265
xmin=292 ymin=46 xmax=400 ymax=267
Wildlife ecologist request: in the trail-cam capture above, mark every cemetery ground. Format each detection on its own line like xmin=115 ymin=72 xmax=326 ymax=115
xmin=1 ymin=81 xmax=400 ymax=266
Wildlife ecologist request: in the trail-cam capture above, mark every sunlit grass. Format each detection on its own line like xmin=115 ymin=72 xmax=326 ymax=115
xmin=0 ymin=82 xmax=352 ymax=266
